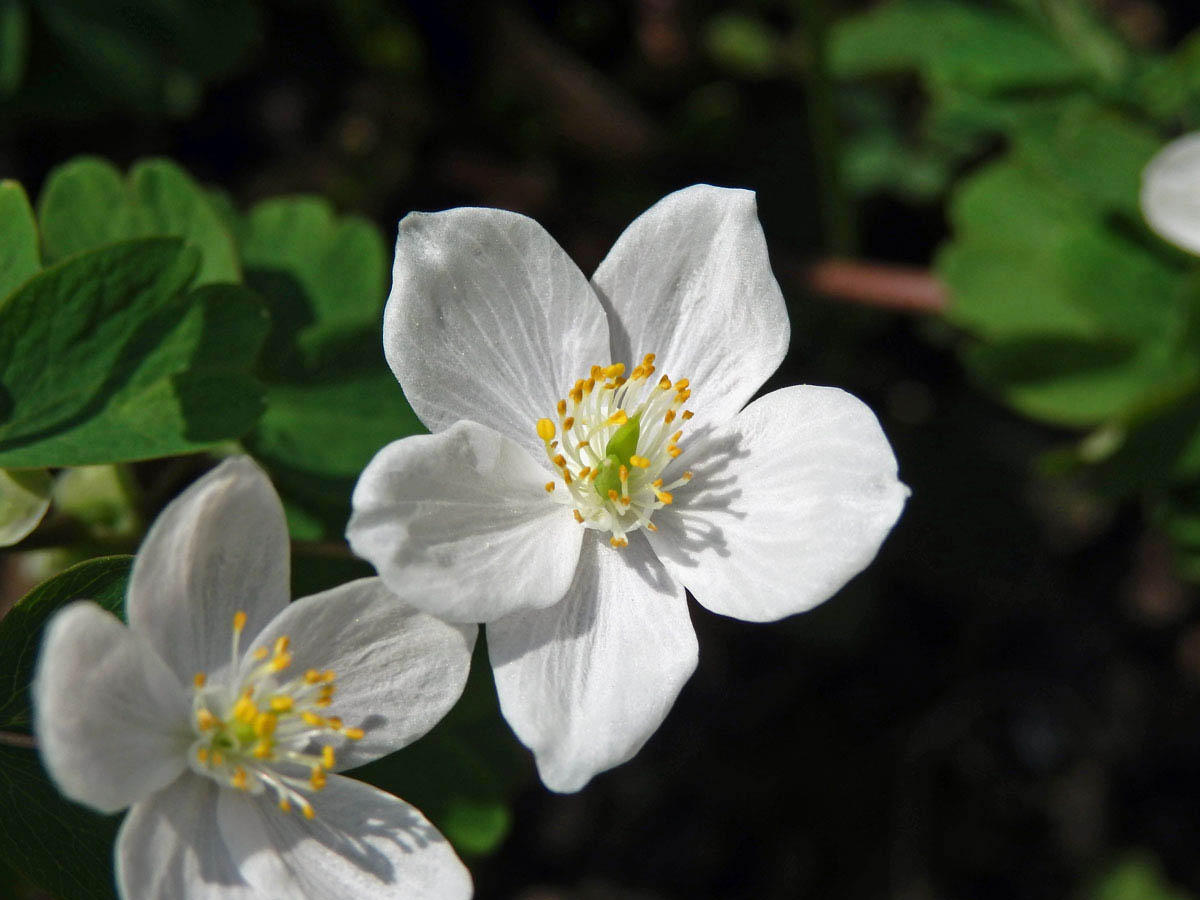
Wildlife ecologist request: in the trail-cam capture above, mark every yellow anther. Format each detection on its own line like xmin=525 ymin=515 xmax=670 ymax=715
xmin=253 ymin=740 xmax=273 ymax=759
xmin=310 ymin=766 xmax=326 ymax=790
xmin=681 ymin=410 xmax=694 ymax=420
xmin=629 ymin=456 xmax=650 ymax=468
xmin=573 ymin=509 xmax=585 ymax=523
xmin=254 ymin=712 xmax=278 ymax=737
xmin=608 ymin=489 xmax=619 ymax=501
xmin=655 ymin=490 xmax=674 ymax=505
xmin=664 ymin=409 xmax=676 ymax=424
xmin=537 ymin=418 xmax=556 ymax=441
xmin=232 ymin=611 xmax=247 ymax=633
xmin=322 ymin=670 xmax=335 ymax=683
xmin=646 ymin=522 xmax=658 ymax=532
xmin=587 ymin=468 xmax=599 ymax=481
xmin=613 ymin=376 xmax=627 ymax=387
xmin=305 ymin=669 xmax=323 ymax=684
xmin=590 ymin=365 xmax=602 ymax=379
xmin=325 ymin=716 xmax=344 ymax=729
xmin=211 ymin=750 xmax=225 ymax=767
xmin=270 ymin=695 xmax=294 ymax=713
xmin=570 ymin=387 xmax=583 ymax=404
xmin=269 ymin=653 xmax=292 ymax=673
xmin=603 ymin=363 xmax=625 ymax=378
xmin=610 ymin=537 xmax=628 ymax=548
xmin=644 ymin=353 xmax=656 ymax=364
xmin=196 ymin=709 xmax=218 ymax=731
xmin=563 ymin=471 xmax=573 ymax=485
xmin=253 ymin=647 xmax=269 ymax=661
xmin=658 ymin=375 xmax=672 ymax=389
xmin=279 ymin=798 xmax=292 ymax=813
xmin=578 ymin=466 xmax=591 ymax=479
xmin=302 ymin=711 xmax=324 ymax=727
xmin=671 ymin=430 xmax=683 ymax=443
xmin=322 ymin=746 xmax=336 ymax=769
xmin=677 ymin=389 xmax=691 ymax=403
xmin=668 ymin=446 xmax=682 ymax=458
xmin=631 ymin=365 xmax=645 ymax=380
xmin=577 ymin=440 xmax=590 ymax=448
xmin=545 ymin=481 xmax=555 ymax=494
xmin=608 ymin=410 xmax=628 ymax=426
xmin=343 ymin=727 xmax=365 ymax=740
xmin=552 ymin=454 xmax=567 ymax=468
xmin=301 ymin=802 xmax=316 ymax=820
xmin=196 ymin=747 xmax=210 ymax=765
xmin=683 ymin=471 xmax=694 ymax=481
xmin=232 ymin=695 xmax=258 ymax=723
xmin=585 ymin=378 xmax=596 ymax=393
xmin=652 ymin=478 xmax=664 ymax=487
xmin=232 ymin=767 xmax=248 ymax=790
xmin=273 ymin=636 xmax=290 ymax=655
xmin=619 ymin=465 xmax=628 ymax=483
xmin=193 ymin=672 xmax=206 ymax=689
xmin=557 ymin=399 xmax=567 ymax=416
xmin=673 ymin=378 xmax=688 ymax=390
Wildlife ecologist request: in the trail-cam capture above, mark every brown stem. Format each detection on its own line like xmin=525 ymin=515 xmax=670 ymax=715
xmin=0 ymin=730 xmax=36 ymax=750
xmin=805 ymin=258 xmax=948 ymax=315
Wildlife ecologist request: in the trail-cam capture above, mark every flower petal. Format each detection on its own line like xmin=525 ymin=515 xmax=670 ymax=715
xmin=248 ymin=577 xmax=477 ymax=769
xmin=348 ymin=420 xmax=584 ymax=623
xmin=488 ymin=532 xmax=697 ymax=793
xmin=126 ymin=456 xmax=290 ymax=683
xmin=33 ymin=602 xmax=191 ymax=814
xmin=648 ymin=384 xmax=909 ymax=623
xmin=116 ymin=775 xmax=257 ymax=899
xmin=384 ymin=206 xmax=610 ymax=455
xmin=591 ymin=184 xmax=789 ymax=436
xmin=1142 ymin=132 xmax=1200 ymax=255
xmin=217 ymin=774 xmax=472 ymax=900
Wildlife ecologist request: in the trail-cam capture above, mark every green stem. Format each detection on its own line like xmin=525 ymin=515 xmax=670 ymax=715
xmin=797 ymin=0 xmax=856 ymax=255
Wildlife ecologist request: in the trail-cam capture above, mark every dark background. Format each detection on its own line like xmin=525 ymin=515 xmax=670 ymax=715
xmin=5 ymin=1 xmax=1200 ymax=897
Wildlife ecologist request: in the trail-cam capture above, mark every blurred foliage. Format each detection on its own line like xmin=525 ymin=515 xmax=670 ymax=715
xmin=832 ymin=0 xmax=1200 ymax=583
xmin=1093 ymin=853 xmax=1196 ymax=900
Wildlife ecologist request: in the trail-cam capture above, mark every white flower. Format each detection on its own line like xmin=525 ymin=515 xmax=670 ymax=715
xmin=1142 ymin=131 xmax=1200 ymax=254
xmin=347 ymin=185 xmax=909 ymax=792
xmin=33 ymin=457 xmax=476 ymax=899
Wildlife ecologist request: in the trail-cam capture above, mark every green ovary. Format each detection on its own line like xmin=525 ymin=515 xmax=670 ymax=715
xmin=594 ymin=414 xmax=640 ymax=499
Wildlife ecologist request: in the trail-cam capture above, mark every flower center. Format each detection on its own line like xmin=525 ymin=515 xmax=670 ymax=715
xmin=536 ymin=353 xmax=694 ymax=547
xmin=188 ymin=611 xmax=364 ymax=820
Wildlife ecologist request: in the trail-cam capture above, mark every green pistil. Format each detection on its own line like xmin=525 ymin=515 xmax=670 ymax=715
xmin=594 ymin=414 xmax=640 ymax=499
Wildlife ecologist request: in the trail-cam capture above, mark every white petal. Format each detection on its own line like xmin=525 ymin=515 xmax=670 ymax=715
xmin=217 ymin=774 xmax=473 ymax=900
xmin=648 ymin=385 xmax=908 ymax=623
xmin=126 ymin=457 xmax=290 ymax=683
xmin=385 ymin=206 xmax=611 ymax=455
xmin=248 ymin=578 xmax=477 ymax=769
xmin=348 ymin=420 xmax=584 ymax=623
xmin=116 ymin=775 xmax=257 ymax=899
xmin=591 ymin=184 xmax=789 ymax=436
xmin=33 ymin=602 xmax=191 ymax=814
xmin=1142 ymin=132 xmax=1200 ymax=255
xmin=489 ymin=532 xmax=697 ymax=793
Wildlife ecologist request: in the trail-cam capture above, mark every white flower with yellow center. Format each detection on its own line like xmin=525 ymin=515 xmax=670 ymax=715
xmin=348 ymin=185 xmax=910 ymax=792
xmin=34 ymin=457 xmax=476 ymax=899
xmin=1142 ymin=131 xmax=1200 ymax=254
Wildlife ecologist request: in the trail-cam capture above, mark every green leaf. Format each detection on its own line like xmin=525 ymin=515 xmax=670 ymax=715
xmin=38 ymin=156 xmax=240 ymax=285
xmin=0 ymin=0 xmax=28 ymax=96
xmin=349 ymin=640 xmax=526 ymax=858
xmin=0 ymin=556 xmax=131 ymax=733
xmin=0 ymin=745 xmax=120 ymax=900
xmin=33 ymin=0 xmax=257 ymax=116
xmin=830 ymin=0 xmax=1084 ymax=94
xmin=0 ymin=239 xmax=267 ymax=467
xmin=703 ymin=12 xmax=782 ymax=80
xmin=1091 ymin=851 xmax=1194 ymax=900
xmin=237 ymin=196 xmax=388 ymax=368
xmin=0 ymin=179 xmax=39 ymax=300
xmin=0 ymin=467 xmax=51 ymax=546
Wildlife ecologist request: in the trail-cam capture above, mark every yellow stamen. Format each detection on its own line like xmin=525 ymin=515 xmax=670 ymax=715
xmin=343 ymin=727 xmax=365 ymax=740
xmin=545 ymin=481 xmax=555 ymax=493
xmin=232 ymin=611 xmax=247 ymax=633
xmin=607 ymin=410 xmax=628 ymax=426
xmin=231 ymin=767 xmax=248 ymax=790
xmin=273 ymin=636 xmax=290 ymax=657
xmin=196 ymin=747 xmax=210 ymax=765
xmin=253 ymin=740 xmax=273 ymax=759
xmin=563 ymin=416 xmax=575 ymax=430
xmin=253 ymin=647 xmax=269 ymax=661
xmin=655 ymin=490 xmax=674 ymax=505
xmin=279 ymin=798 xmax=292 ymax=813
xmin=301 ymin=800 xmax=316 ymax=820
xmin=537 ymin=418 xmax=556 ymax=441
xmin=610 ymin=537 xmax=628 ymax=548
xmin=254 ymin=712 xmax=278 ymax=737
xmin=629 ymin=456 xmax=650 ymax=468
xmin=196 ymin=709 xmax=218 ymax=731
xmin=193 ymin=672 xmax=206 ymax=689
xmin=270 ymin=695 xmax=294 ymax=713
xmin=573 ymin=509 xmax=585 ymax=523
xmin=322 ymin=746 xmax=336 ymax=769
xmin=310 ymin=766 xmax=326 ymax=790
xmin=681 ymin=410 xmax=694 ymax=420
xmin=603 ymin=363 xmax=625 ymax=378
xmin=664 ymin=409 xmax=676 ymax=424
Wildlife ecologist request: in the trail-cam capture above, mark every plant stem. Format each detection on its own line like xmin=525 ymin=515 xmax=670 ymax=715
xmin=797 ymin=0 xmax=856 ymax=256
xmin=0 ymin=730 xmax=36 ymax=749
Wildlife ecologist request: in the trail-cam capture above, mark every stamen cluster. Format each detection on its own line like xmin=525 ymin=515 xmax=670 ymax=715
xmin=537 ymin=353 xmax=694 ymax=547
xmin=188 ymin=612 xmax=363 ymax=820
